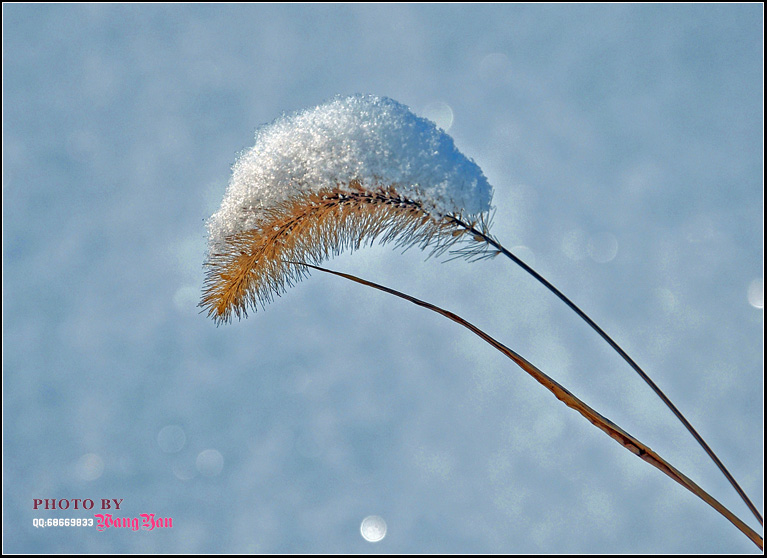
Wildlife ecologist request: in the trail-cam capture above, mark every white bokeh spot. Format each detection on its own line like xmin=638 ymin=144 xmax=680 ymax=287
xmin=747 ymin=278 xmax=763 ymax=309
xmin=479 ymin=52 xmax=512 ymax=84
xmin=587 ymin=232 xmax=619 ymax=263
xmin=196 ymin=449 xmax=224 ymax=477
xmin=360 ymin=515 xmax=387 ymax=543
xmin=75 ymin=453 xmax=104 ymax=482
xmin=422 ymin=101 xmax=454 ymax=131
xmin=157 ymin=425 xmax=187 ymax=453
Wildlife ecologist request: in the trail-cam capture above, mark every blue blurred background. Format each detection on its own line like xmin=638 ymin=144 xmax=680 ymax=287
xmin=3 ymin=4 xmax=763 ymax=553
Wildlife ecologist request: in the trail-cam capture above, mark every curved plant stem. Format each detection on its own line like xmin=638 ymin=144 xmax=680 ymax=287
xmin=292 ymin=261 xmax=763 ymax=550
xmin=448 ymin=215 xmax=764 ymax=527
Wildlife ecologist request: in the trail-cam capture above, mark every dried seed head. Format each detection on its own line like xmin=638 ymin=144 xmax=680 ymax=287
xmin=202 ymin=95 xmax=495 ymax=323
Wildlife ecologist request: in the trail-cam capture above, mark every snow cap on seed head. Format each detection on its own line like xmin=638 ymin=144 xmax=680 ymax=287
xmin=207 ymin=94 xmax=493 ymax=252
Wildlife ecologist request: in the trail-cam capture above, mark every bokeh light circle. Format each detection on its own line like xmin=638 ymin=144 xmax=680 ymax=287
xmin=360 ymin=515 xmax=387 ymax=542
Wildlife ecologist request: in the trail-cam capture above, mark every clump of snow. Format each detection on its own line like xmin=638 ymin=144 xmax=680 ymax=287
xmin=208 ymin=94 xmax=493 ymax=249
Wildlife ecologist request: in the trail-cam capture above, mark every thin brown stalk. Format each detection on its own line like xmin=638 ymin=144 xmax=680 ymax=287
xmin=292 ymin=261 xmax=763 ymax=551
xmin=447 ymin=214 xmax=765 ymax=527
xmin=201 ymin=181 xmax=761 ymax=533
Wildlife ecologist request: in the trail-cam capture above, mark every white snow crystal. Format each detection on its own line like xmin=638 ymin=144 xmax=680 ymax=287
xmin=208 ymin=94 xmax=493 ymax=250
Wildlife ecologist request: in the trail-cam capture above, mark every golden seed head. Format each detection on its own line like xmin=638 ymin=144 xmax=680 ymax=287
xmin=200 ymin=184 xmax=477 ymax=323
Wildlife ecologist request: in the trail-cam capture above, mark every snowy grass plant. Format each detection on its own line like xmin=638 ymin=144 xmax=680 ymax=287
xmin=202 ymin=95 xmax=493 ymax=322
xmin=201 ymin=95 xmax=762 ymax=549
